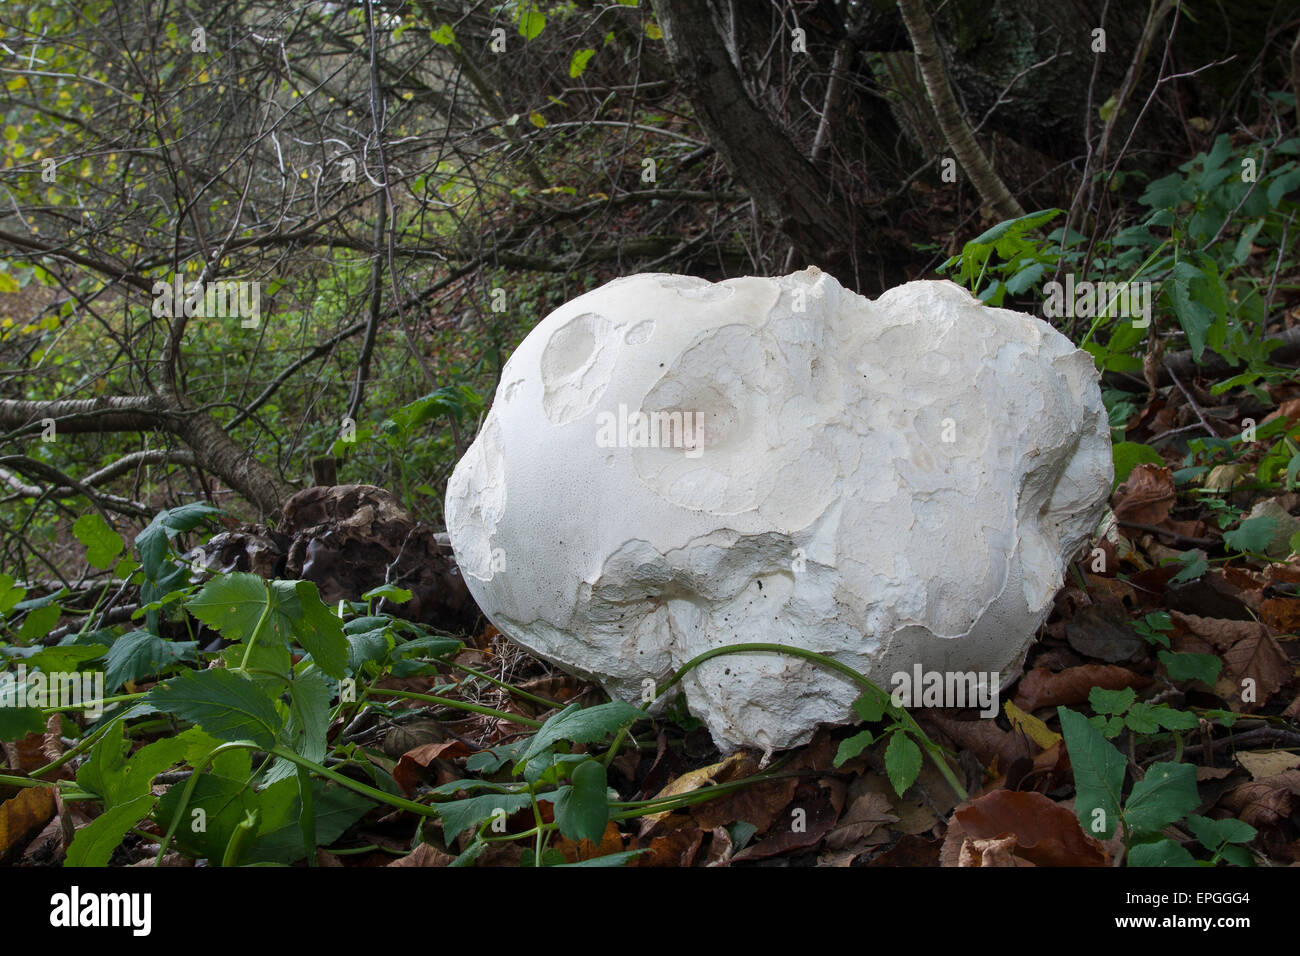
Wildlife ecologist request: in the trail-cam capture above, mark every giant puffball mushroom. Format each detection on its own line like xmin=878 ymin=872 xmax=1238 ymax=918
xmin=445 ymin=269 xmax=1113 ymax=753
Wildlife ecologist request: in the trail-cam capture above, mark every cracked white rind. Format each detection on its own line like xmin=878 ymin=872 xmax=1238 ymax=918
xmin=445 ymin=269 xmax=1113 ymax=753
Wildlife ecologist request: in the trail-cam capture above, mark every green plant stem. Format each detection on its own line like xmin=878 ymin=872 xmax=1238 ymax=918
xmin=659 ymin=642 xmax=968 ymax=801
xmin=237 ymin=589 xmax=275 ymax=671
xmin=366 ymin=687 xmax=542 ymax=728
xmin=40 ymin=691 xmax=145 ymax=714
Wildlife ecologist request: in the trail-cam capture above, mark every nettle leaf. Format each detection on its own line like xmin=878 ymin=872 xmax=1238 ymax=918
xmin=1059 ymin=706 xmax=1126 ymax=839
xmin=73 ymin=514 xmax=124 ymax=569
xmin=554 ymin=759 xmax=610 ymax=843
xmin=147 ymin=667 xmax=283 ymax=749
xmin=884 ymin=732 xmax=922 ymax=796
xmin=1124 ymin=762 xmax=1200 ymax=836
xmin=1158 ymin=650 xmax=1222 ymax=686
xmin=519 ymin=701 xmax=644 ymax=764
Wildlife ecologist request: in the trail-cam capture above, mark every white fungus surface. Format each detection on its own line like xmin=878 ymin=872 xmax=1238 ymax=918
xmin=445 ymin=269 xmax=1112 ymax=752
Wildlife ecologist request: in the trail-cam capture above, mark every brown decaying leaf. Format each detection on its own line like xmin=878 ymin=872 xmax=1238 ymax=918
xmin=0 ymin=786 xmax=57 ymax=863
xmin=1171 ymin=612 xmax=1292 ymax=711
xmin=1218 ymin=770 xmax=1300 ymax=829
xmin=1113 ymin=464 xmax=1176 ymax=525
xmin=730 ymin=791 xmax=842 ymax=862
xmin=950 ymin=789 xmax=1109 ymax=866
xmin=392 ymin=740 xmax=471 ymax=796
xmin=628 ymin=825 xmax=701 ymax=867
xmin=959 ymin=833 xmax=1030 ymax=867
xmin=823 ymin=792 xmax=898 ymax=851
xmin=866 ymin=833 xmax=943 ymax=867
xmin=386 ymin=843 xmax=448 ymax=867
xmin=918 ymin=711 xmax=1026 ymax=776
xmin=1065 ymin=601 xmax=1146 ymax=663
xmin=689 ymin=775 xmax=797 ymax=832
xmin=1260 ymin=596 xmax=1300 ymax=632
xmin=1236 ymin=751 xmax=1300 ymax=779
xmin=1013 ymin=665 xmax=1151 ymax=712
xmin=558 ymin=819 xmax=628 ymax=864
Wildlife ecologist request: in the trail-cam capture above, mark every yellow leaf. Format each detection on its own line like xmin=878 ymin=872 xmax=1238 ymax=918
xmin=529 ymin=111 xmax=547 ymax=129
xmin=643 ymin=751 xmax=754 ymax=823
xmin=1004 ymin=700 xmax=1061 ymax=749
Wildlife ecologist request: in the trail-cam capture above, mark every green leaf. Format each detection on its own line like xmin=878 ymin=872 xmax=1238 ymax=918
xmin=1059 ymin=706 xmax=1126 ymax=839
xmin=554 ymin=759 xmax=609 ymax=843
xmin=430 ymin=24 xmax=456 ymax=46
xmin=0 ymin=573 xmax=27 ymax=615
xmin=1223 ymin=515 xmax=1278 ymax=554
xmin=883 ymin=732 xmax=922 ymax=796
xmin=833 ymin=729 xmax=874 ymax=767
xmin=1112 ymin=441 xmax=1163 ymax=485
xmin=249 ymin=781 xmax=375 ymax=863
xmin=284 ymin=581 xmax=348 ymax=679
xmin=103 ymin=630 xmax=197 ymax=691
xmin=851 ymin=689 xmax=888 ymax=723
xmin=360 ymin=584 xmax=411 ymax=605
xmin=1186 ymin=814 xmax=1255 ymax=850
xmin=1158 ymin=651 xmax=1221 ymax=686
xmin=154 ymin=770 xmax=271 ymax=861
xmin=1150 ymin=705 xmax=1200 ymax=731
xmin=73 ymin=514 xmax=125 ymax=569
xmin=263 ymin=667 xmax=332 ymax=785
xmin=147 ymin=667 xmax=284 ymax=749
xmin=65 ymin=794 xmax=156 ymax=867
xmin=436 ymin=791 xmax=532 ymax=844
xmin=0 ymin=705 xmax=47 ymax=740
xmin=1128 ymin=838 xmax=1197 ymax=867
xmin=569 ymin=48 xmax=596 ymax=78
xmin=1088 ymin=686 xmax=1136 ymax=716
xmin=1124 ymin=761 xmax=1200 ymax=836
xmin=558 ymin=849 xmax=648 ymax=867
xmin=519 ymin=701 xmax=644 ymax=764
xmin=17 ymin=602 xmax=61 ymax=641
xmin=185 ymin=573 xmax=272 ymax=643
xmin=517 ymin=3 xmax=545 ymax=40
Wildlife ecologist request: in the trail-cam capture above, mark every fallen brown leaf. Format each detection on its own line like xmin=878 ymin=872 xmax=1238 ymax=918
xmin=1113 ymin=464 xmax=1176 ymax=525
xmin=1013 ymin=665 xmax=1151 ymax=712
xmin=387 ymin=842 xmax=457 ymax=866
xmin=392 ymin=740 xmax=471 ymax=796
xmin=0 ymin=786 xmax=56 ymax=864
xmin=951 ymin=789 xmax=1109 ymax=866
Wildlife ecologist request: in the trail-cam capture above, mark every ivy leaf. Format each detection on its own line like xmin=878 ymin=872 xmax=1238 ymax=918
xmin=147 ymin=667 xmax=283 ymax=749
xmin=1088 ymin=686 xmax=1135 ymax=716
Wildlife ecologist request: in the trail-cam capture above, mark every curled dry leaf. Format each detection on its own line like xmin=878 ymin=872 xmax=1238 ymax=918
xmin=959 ymin=833 xmax=1028 ymax=867
xmin=1218 ymin=771 xmax=1300 ymax=829
xmin=388 ymin=842 xmax=457 ymax=867
xmin=949 ymin=789 xmax=1109 ymax=866
xmin=1113 ymin=464 xmax=1176 ymax=526
xmin=392 ymin=739 xmax=472 ymax=796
